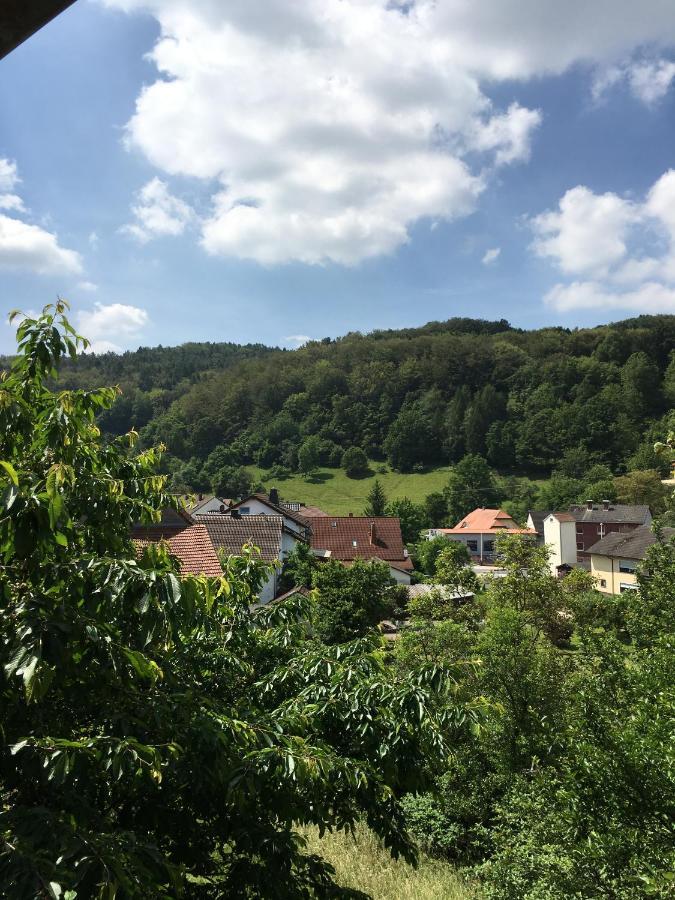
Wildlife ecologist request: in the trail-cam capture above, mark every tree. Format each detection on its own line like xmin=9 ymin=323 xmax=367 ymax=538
xmin=0 ymin=303 xmax=452 ymax=898
xmin=364 ymin=479 xmax=387 ymax=516
xmin=312 ymin=559 xmax=402 ymax=644
xmin=464 ymin=385 xmax=506 ymax=457
xmin=386 ymin=497 xmax=428 ymax=545
xmin=416 ymin=535 xmax=460 ymax=576
xmin=444 ymin=454 xmax=498 ymax=524
xmin=210 ymin=464 xmax=253 ymax=499
xmin=277 ymin=541 xmax=318 ymax=594
xmin=614 ymin=468 xmax=668 ymax=512
xmin=297 ymin=434 xmax=321 ymax=477
xmin=424 ymin=491 xmax=448 ymax=527
xmin=341 ymin=445 xmax=370 ymax=477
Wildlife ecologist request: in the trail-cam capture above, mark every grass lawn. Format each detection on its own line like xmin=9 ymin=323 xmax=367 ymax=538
xmin=248 ymin=463 xmax=454 ymax=516
xmin=301 ymin=824 xmax=481 ymax=900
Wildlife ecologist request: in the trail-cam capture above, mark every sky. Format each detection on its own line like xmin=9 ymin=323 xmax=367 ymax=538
xmin=2 ymin=1 xmax=675 ymax=353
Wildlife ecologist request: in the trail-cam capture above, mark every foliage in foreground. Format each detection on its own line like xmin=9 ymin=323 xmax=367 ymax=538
xmin=396 ymin=534 xmax=675 ymax=899
xmin=0 ymin=303 xmax=456 ymax=898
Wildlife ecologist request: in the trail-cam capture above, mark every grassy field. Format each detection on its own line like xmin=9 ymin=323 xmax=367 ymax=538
xmin=301 ymin=824 xmax=480 ymax=900
xmin=249 ymin=463 xmax=454 ymax=516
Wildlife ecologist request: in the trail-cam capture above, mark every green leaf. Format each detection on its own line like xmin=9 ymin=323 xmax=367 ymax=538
xmin=0 ymin=460 xmax=19 ymax=485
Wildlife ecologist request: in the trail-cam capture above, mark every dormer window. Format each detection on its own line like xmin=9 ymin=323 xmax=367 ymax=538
xmin=352 ymin=540 xmax=357 ymax=548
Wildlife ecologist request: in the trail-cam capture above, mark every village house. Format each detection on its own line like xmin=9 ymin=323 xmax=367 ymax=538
xmin=587 ymin=525 xmax=675 ymax=594
xmin=308 ymin=515 xmax=413 ymax=584
xmin=527 ymin=501 xmax=652 ymax=560
xmin=427 ymin=508 xmax=535 ymax=563
xmin=228 ymin=491 xmax=312 ymax=541
xmin=196 ymin=513 xmax=308 ymax=604
xmin=132 ymin=507 xmax=223 ymax=577
xmin=182 ymin=493 xmax=231 ymax=515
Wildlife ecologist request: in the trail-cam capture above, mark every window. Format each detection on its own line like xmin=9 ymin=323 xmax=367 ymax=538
xmin=620 ymin=582 xmax=638 ymax=593
xmin=619 ymin=559 xmax=637 ymax=574
xmin=599 ymin=579 xmax=607 ymax=588
xmin=484 ymin=540 xmax=494 ymax=552
xmin=467 ymin=540 xmax=478 ymax=552
xmin=239 ymin=506 xmax=250 ymax=515
xmin=577 ymin=542 xmax=584 ymax=551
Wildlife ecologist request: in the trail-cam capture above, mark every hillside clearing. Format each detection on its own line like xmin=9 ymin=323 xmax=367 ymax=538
xmin=301 ymin=824 xmax=480 ymax=900
xmin=250 ymin=463 xmax=454 ymax=515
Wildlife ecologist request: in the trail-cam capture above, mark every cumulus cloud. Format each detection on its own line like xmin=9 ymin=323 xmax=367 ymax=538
xmin=482 ymin=247 xmax=501 ymax=265
xmin=535 ymin=170 xmax=675 ymax=314
xmin=593 ymin=56 xmax=675 ymax=105
xmin=76 ymin=302 xmax=149 ymax=353
xmin=101 ymin=0 xmax=675 ymax=266
xmin=531 ymin=186 xmax=637 ymax=278
xmin=77 ymin=280 xmax=99 ymax=292
xmin=101 ymin=0 xmax=554 ymax=265
xmin=284 ymin=334 xmax=311 ymax=347
xmin=0 ymin=214 xmax=83 ymax=275
xmin=121 ymin=177 xmax=194 ymax=243
xmin=0 ymin=158 xmax=83 ymax=275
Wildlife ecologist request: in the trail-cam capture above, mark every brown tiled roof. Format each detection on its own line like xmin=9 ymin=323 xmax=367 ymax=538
xmin=552 ymin=512 xmax=576 ymax=522
xmin=298 ymin=505 xmax=329 ymax=518
xmin=196 ymin=514 xmax=285 ymax=563
xmin=587 ymin=525 xmax=675 ymax=560
xmin=309 ymin=516 xmax=413 ymax=570
xmin=132 ymin=523 xmax=223 ymax=577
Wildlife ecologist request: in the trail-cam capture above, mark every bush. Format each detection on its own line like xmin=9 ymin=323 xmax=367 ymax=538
xmin=342 ymin=445 xmax=370 ymax=477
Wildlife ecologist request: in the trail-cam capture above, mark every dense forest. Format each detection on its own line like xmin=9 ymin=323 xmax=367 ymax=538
xmin=17 ymin=314 xmax=675 ymax=499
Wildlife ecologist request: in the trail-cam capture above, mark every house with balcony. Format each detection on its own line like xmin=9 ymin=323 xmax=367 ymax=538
xmin=427 ymin=508 xmax=536 ymax=563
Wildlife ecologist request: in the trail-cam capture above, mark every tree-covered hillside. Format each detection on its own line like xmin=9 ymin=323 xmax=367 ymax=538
xmin=30 ymin=315 xmax=675 ymax=494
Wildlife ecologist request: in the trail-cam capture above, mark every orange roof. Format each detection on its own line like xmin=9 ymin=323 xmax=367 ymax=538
xmin=441 ymin=508 xmax=536 ymax=535
xmin=132 ymin=523 xmax=223 ymax=577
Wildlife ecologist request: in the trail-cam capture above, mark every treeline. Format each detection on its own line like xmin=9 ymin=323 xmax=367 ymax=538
xmin=42 ymin=315 xmax=675 ymax=494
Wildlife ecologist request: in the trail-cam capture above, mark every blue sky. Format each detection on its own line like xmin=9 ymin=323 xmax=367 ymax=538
xmin=2 ymin=0 xmax=675 ymax=353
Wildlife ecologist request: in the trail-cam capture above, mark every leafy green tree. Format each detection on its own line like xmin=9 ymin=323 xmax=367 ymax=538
xmin=614 ymin=468 xmax=667 ymax=512
xmin=444 ymin=455 xmax=498 ymax=524
xmin=0 ymin=303 xmax=452 ymax=898
xmin=297 ymin=434 xmax=321 ymax=477
xmin=423 ymin=491 xmax=448 ymax=527
xmin=628 ymin=442 xmax=672 ymax=478
xmin=312 ymin=559 xmax=402 ymax=644
xmin=444 ymin=386 xmax=471 ymax=462
xmin=341 ymin=445 xmax=370 ymax=477
xmin=416 ymin=535 xmax=463 ymax=576
xmin=277 ymin=541 xmax=318 ymax=594
xmin=621 ymin=351 xmax=662 ymax=419
xmin=210 ymin=464 xmax=253 ymax=499
xmin=386 ymin=497 xmax=428 ymax=545
xmin=364 ymin=479 xmax=387 ymax=516
xmin=464 ymin=386 xmax=506 ymax=457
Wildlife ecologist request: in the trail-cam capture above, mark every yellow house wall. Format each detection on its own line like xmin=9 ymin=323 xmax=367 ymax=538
xmin=591 ymin=554 xmax=613 ymax=593
xmin=590 ymin=554 xmax=639 ymax=595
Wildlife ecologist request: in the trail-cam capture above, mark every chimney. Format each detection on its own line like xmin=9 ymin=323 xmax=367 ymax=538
xmin=369 ymin=522 xmax=376 ymax=544
xmin=269 ymin=487 xmax=279 ymax=506
xmin=348 ymin=512 xmax=353 ymax=517
xmin=586 ymin=499 xmax=593 ymax=510
xmin=602 ymin=499 xmax=610 ymax=510
xmin=231 ymin=509 xmax=241 ymax=519
xmin=198 ymin=492 xmax=203 ymax=501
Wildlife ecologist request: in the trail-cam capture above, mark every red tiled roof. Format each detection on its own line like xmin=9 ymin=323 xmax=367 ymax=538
xmin=309 ymin=516 xmax=413 ymax=570
xmin=132 ymin=523 xmax=223 ymax=577
xmin=442 ymin=508 xmax=536 ymax=535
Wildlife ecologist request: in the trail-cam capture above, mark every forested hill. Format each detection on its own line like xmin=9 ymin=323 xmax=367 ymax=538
xmin=42 ymin=314 xmax=675 ymax=492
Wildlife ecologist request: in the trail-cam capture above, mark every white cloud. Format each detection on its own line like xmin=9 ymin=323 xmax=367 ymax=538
xmin=0 ymin=158 xmax=83 ymax=275
xmin=284 ymin=334 xmax=311 ymax=347
xmin=592 ymin=56 xmax=675 ymax=105
xmin=545 ymin=281 xmax=675 ymax=313
xmin=535 ymin=169 xmax=675 ymax=314
xmin=76 ymin=302 xmax=149 ymax=353
xmin=628 ymin=58 xmax=675 ymax=104
xmin=482 ymin=247 xmax=501 ymax=265
xmin=101 ymin=0 xmax=675 ymax=266
xmin=121 ymin=177 xmax=194 ymax=243
xmin=77 ymin=280 xmax=99 ymax=292
xmin=0 ymin=214 xmax=83 ymax=275
xmin=531 ymin=186 xmax=637 ymax=278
